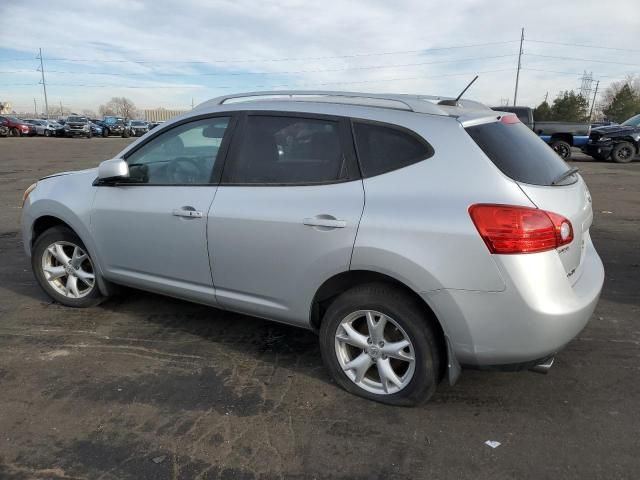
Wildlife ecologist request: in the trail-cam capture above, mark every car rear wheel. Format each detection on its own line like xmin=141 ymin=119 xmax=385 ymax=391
xmin=10 ymin=127 xmax=21 ymax=137
xmin=611 ymin=142 xmax=635 ymax=163
xmin=32 ymin=226 xmax=106 ymax=308
xmin=44 ymin=130 xmax=51 ymax=137
xmin=550 ymin=140 xmax=572 ymax=160
xmin=319 ymin=283 xmax=441 ymax=406
xmin=102 ymin=128 xmax=109 ymax=137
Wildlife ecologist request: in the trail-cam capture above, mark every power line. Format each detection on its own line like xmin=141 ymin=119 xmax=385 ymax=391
xmin=0 ymin=40 xmax=519 ymax=64
xmin=0 ymin=68 xmax=515 ymax=91
xmin=0 ymin=54 xmax=518 ymax=78
xmin=524 ymin=53 xmax=640 ymax=67
xmin=526 ymin=39 xmax=640 ymax=53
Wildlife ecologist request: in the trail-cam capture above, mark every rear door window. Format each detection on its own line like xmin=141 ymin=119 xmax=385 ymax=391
xmin=352 ymin=121 xmax=433 ymax=177
xmin=466 ymin=120 xmax=574 ymax=186
xmin=223 ymin=115 xmax=350 ymax=184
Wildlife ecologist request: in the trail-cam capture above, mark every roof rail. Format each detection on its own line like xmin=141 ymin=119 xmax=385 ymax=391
xmin=209 ymin=90 xmax=417 ymax=112
xmin=196 ymin=90 xmax=490 ymax=116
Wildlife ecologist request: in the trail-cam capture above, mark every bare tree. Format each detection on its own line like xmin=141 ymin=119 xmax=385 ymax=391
xmin=98 ymin=97 xmax=138 ymax=119
xmin=81 ymin=109 xmax=96 ymax=118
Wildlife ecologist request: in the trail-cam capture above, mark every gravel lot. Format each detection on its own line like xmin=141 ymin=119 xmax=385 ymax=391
xmin=0 ymin=137 xmax=638 ymax=479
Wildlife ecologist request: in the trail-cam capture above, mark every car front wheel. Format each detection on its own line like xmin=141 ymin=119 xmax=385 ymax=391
xmin=32 ymin=226 xmax=106 ymax=307
xmin=319 ymin=283 xmax=441 ymax=406
xmin=611 ymin=142 xmax=635 ymax=163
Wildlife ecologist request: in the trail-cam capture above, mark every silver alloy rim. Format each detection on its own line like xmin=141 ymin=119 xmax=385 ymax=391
xmin=334 ymin=310 xmax=416 ymax=395
xmin=41 ymin=241 xmax=95 ymax=299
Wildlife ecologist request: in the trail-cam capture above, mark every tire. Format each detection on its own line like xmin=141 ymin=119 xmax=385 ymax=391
xmin=319 ymin=283 xmax=442 ymax=406
xmin=87 ymin=131 xmax=92 ymax=139
xmin=44 ymin=130 xmax=51 ymax=137
xmin=550 ymin=140 xmax=572 ymax=160
xmin=102 ymin=128 xmax=109 ymax=138
xmin=32 ymin=226 xmax=106 ymax=308
xmin=122 ymin=130 xmax=130 ymax=138
xmin=10 ymin=127 xmax=21 ymax=137
xmin=611 ymin=142 xmax=635 ymax=164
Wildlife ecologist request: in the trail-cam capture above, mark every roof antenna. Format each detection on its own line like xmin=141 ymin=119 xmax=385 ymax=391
xmin=438 ymin=75 xmax=479 ymax=106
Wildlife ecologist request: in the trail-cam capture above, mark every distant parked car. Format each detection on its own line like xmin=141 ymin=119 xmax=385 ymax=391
xmin=88 ymin=122 xmax=103 ymax=137
xmin=24 ymin=119 xmax=62 ymax=137
xmin=490 ymin=106 xmax=591 ymax=160
xmin=126 ymin=120 xmax=149 ymax=137
xmin=585 ymin=113 xmax=640 ymax=163
xmin=100 ymin=116 xmax=129 ymax=137
xmin=63 ymin=116 xmax=92 ymax=138
xmin=0 ymin=116 xmax=36 ymax=137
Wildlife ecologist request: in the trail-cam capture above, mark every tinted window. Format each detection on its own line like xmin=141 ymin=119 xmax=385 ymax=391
xmin=225 ymin=116 xmax=347 ymax=184
xmin=125 ymin=117 xmax=230 ymax=185
xmin=466 ymin=120 xmax=574 ymax=186
xmin=353 ymin=122 xmax=432 ymax=177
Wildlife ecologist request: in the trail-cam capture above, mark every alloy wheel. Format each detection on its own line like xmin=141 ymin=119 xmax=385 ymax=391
xmin=41 ymin=241 xmax=95 ymax=299
xmin=334 ymin=310 xmax=416 ymax=395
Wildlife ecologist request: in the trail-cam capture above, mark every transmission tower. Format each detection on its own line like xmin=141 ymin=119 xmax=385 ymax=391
xmin=579 ymin=70 xmax=593 ymax=99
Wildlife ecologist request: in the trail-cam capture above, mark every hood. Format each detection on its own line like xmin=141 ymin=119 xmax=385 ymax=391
xmin=592 ymin=125 xmax=639 ymax=135
xmin=40 ymin=167 xmax=97 ymax=181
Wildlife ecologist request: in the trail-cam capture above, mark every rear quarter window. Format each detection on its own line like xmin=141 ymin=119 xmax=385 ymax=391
xmin=466 ymin=120 xmax=572 ymax=186
xmin=353 ymin=121 xmax=433 ymax=177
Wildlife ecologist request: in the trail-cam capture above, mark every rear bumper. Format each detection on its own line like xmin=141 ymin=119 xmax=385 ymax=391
xmin=424 ymin=235 xmax=604 ymax=366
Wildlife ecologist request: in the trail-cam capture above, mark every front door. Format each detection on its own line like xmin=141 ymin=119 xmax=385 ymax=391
xmin=91 ymin=115 xmax=234 ymax=304
xmin=208 ymin=112 xmax=365 ymax=325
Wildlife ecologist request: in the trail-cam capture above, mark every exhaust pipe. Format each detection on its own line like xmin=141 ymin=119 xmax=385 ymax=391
xmin=529 ymin=357 xmax=554 ymax=374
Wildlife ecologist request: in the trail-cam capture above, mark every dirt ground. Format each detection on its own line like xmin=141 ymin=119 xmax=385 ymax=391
xmin=0 ymin=137 xmax=638 ymax=479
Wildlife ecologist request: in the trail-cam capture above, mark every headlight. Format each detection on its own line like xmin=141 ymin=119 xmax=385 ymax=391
xmin=598 ymin=137 xmax=611 ymax=142
xmin=22 ymin=182 xmax=38 ymax=207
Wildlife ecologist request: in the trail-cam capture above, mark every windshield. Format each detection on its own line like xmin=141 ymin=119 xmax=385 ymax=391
xmin=67 ymin=116 xmax=87 ymax=123
xmin=621 ymin=114 xmax=640 ymax=127
xmin=104 ymin=117 xmax=125 ymax=125
xmin=131 ymin=121 xmax=146 ymax=126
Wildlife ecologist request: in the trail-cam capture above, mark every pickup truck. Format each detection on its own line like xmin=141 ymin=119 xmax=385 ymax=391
xmin=490 ymin=106 xmax=591 ymax=160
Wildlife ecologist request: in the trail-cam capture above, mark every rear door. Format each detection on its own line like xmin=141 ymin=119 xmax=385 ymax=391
xmin=208 ymin=112 xmax=364 ymax=325
xmin=465 ymin=117 xmax=592 ymax=284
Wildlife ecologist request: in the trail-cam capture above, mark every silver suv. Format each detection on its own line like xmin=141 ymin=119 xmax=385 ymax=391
xmin=21 ymin=91 xmax=604 ymax=405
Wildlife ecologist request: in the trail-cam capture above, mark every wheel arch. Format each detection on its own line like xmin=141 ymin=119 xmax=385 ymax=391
xmin=549 ymin=133 xmax=573 ymax=146
xmin=309 ymin=269 xmax=459 ymax=383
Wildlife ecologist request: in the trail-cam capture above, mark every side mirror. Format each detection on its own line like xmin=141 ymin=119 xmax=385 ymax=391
xmin=97 ymin=158 xmax=129 ymax=182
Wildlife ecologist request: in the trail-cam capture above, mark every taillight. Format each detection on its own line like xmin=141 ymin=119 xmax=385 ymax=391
xmin=469 ymin=204 xmax=573 ymax=254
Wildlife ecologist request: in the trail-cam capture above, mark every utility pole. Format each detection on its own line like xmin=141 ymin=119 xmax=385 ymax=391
xmin=589 ymin=80 xmax=600 ymax=121
xmin=33 ymin=98 xmax=38 ymax=117
xmin=513 ymin=28 xmax=524 ymax=106
xmin=191 ymin=97 xmax=194 ymax=109
xmin=544 ymin=91 xmax=549 ymax=103
xmin=37 ymin=48 xmax=49 ymax=119
xmin=59 ymin=100 xmax=64 ymax=117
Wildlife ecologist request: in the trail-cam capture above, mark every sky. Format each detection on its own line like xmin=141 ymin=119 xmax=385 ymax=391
xmin=1 ymin=0 xmax=638 ymax=115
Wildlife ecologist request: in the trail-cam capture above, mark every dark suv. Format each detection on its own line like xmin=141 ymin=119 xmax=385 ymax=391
xmin=585 ymin=114 xmax=640 ymax=163
xmin=100 ymin=116 xmax=129 ymax=137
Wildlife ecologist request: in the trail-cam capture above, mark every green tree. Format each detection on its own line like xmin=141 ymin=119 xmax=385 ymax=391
xmin=550 ymin=91 xmax=588 ymax=122
xmin=603 ymin=83 xmax=640 ymax=122
xmin=534 ymin=100 xmax=552 ymax=121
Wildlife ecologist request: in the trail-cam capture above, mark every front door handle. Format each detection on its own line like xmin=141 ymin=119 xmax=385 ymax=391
xmin=303 ymin=216 xmax=346 ymax=229
xmin=172 ymin=206 xmax=203 ymax=218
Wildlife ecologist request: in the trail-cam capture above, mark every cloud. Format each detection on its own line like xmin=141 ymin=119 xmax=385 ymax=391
xmin=0 ymin=0 xmax=637 ymax=112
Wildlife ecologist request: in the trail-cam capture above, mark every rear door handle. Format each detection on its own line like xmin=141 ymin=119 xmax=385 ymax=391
xmin=172 ymin=206 xmax=203 ymax=218
xmin=303 ymin=217 xmax=347 ymax=229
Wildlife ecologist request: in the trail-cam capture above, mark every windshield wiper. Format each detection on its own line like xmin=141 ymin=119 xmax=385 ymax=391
xmin=551 ymin=167 xmax=579 ymax=186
